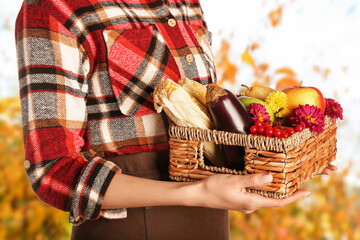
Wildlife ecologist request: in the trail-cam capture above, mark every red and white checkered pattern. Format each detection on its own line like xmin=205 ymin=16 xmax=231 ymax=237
xmin=16 ymin=0 xmax=215 ymax=225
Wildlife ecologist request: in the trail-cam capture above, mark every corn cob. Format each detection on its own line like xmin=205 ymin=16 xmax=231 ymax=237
xmin=153 ymin=79 xmax=225 ymax=167
xmin=178 ymin=78 xmax=207 ymax=107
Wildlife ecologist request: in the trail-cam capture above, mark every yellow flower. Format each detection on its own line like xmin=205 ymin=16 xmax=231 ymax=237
xmin=265 ymin=91 xmax=288 ymax=113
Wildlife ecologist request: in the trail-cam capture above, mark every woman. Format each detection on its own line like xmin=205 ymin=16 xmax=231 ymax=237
xmin=15 ymin=0 xmax=336 ymax=239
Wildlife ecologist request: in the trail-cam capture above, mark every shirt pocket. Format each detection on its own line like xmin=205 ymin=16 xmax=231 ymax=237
xmin=103 ymin=25 xmax=180 ymax=117
xmin=189 ymin=24 xmax=216 ymax=84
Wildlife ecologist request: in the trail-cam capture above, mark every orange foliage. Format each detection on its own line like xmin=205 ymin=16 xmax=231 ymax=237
xmin=275 ymin=76 xmax=302 ymax=91
xmin=274 ymin=67 xmax=302 ymax=91
xmin=241 ymin=47 xmax=255 ymax=68
xmin=313 ymin=65 xmax=331 ymax=79
xmin=275 ymin=67 xmax=297 ymax=77
xmin=215 ymin=40 xmax=238 ymax=85
xmin=323 ymin=68 xmax=330 ymax=79
xmin=251 ymin=42 xmax=260 ymax=51
xmin=230 ymin=169 xmax=360 ymax=239
xmin=269 ymin=7 xmax=283 ymax=27
xmin=259 ymin=63 xmax=269 ymax=73
xmin=215 ymin=36 xmax=306 ymax=91
xmin=239 ymin=46 xmax=270 ymax=87
xmin=0 ymin=98 xmax=70 ymax=240
xmin=313 ymin=65 xmax=321 ymax=73
xmin=251 ymin=81 xmax=270 ymax=87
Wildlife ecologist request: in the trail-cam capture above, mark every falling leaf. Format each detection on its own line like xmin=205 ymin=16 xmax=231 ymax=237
xmin=253 ymin=70 xmax=270 ymax=86
xmin=323 ymin=68 xmax=330 ymax=79
xmin=275 ymin=76 xmax=302 ymax=91
xmin=313 ymin=66 xmax=331 ymax=79
xmin=269 ymin=6 xmax=283 ymax=27
xmin=215 ymin=40 xmax=238 ymax=85
xmin=251 ymin=81 xmax=269 ymax=87
xmin=313 ymin=65 xmax=321 ymax=73
xmin=275 ymin=67 xmax=297 ymax=77
xmin=241 ymin=47 xmax=255 ymax=68
xmin=259 ymin=63 xmax=269 ymax=73
xmin=221 ymin=63 xmax=237 ymax=85
xmin=251 ymin=42 xmax=260 ymax=51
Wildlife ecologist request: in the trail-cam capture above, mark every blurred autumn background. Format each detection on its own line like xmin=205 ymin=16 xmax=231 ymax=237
xmin=1 ymin=0 xmax=360 ymax=239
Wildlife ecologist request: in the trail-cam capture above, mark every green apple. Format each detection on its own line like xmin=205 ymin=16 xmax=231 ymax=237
xmin=238 ymin=96 xmax=275 ymax=123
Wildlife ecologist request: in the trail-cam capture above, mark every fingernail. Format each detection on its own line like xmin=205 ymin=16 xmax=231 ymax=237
xmin=305 ymin=191 xmax=311 ymax=197
xmin=262 ymin=174 xmax=273 ymax=183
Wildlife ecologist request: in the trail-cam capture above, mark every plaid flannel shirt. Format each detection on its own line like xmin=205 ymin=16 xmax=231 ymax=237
xmin=15 ymin=0 xmax=215 ymax=224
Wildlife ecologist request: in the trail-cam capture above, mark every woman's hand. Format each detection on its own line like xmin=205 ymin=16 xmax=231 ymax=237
xmin=102 ymin=170 xmax=323 ymax=212
xmin=188 ymin=173 xmax=310 ymax=214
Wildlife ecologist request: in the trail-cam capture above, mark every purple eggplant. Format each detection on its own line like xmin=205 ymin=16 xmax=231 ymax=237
xmin=206 ymin=84 xmax=253 ymax=170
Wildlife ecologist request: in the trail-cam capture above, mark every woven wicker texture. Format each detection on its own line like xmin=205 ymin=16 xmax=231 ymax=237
xmin=168 ymin=117 xmax=337 ymax=198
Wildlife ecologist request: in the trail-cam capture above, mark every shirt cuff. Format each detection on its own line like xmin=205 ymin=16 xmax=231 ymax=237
xmin=100 ymin=208 xmax=127 ymax=220
xmin=69 ymin=157 xmax=121 ymax=225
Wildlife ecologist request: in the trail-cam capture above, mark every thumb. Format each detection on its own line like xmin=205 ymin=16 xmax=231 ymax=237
xmin=240 ymin=173 xmax=273 ymax=188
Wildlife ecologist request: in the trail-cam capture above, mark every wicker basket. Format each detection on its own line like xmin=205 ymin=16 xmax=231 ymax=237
xmin=168 ymin=117 xmax=337 ymax=198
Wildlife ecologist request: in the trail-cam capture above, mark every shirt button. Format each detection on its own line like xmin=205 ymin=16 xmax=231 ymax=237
xmin=24 ymin=160 xmax=31 ymax=169
xmin=185 ymin=54 xmax=194 ymax=63
xmin=168 ymin=18 xmax=177 ymax=27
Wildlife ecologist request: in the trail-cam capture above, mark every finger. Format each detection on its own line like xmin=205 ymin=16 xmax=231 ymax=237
xmin=327 ymin=165 xmax=338 ymax=171
xmin=320 ymin=169 xmax=331 ymax=175
xmin=319 ymin=164 xmax=338 ymax=175
xmin=277 ymin=189 xmax=311 ymax=206
xmin=251 ymin=189 xmax=311 ymax=209
xmin=239 ymin=173 xmax=273 ymax=188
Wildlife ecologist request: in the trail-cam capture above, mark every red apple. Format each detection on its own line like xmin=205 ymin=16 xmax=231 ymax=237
xmin=282 ymin=86 xmax=326 ymax=113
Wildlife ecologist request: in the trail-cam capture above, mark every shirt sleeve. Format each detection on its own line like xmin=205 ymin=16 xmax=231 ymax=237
xmin=15 ymin=3 xmax=122 ymax=225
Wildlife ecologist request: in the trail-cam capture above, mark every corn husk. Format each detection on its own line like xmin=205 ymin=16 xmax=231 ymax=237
xmin=153 ymin=79 xmax=224 ymax=167
xmin=178 ymin=78 xmax=207 ymax=107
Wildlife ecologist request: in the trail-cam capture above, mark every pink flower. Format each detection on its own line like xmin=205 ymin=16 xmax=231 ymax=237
xmin=325 ymin=98 xmax=343 ymax=121
xmin=290 ymin=104 xmax=325 ymax=135
xmin=248 ymin=103 xmax=271 ymax=123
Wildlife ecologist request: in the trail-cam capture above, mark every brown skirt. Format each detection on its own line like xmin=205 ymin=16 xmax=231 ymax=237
xmin=71 ymin=150 xmax=229 ymax=240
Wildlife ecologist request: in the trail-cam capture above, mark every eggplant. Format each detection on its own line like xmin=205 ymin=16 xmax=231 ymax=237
xmin=206 ymin=84 xmax=253 ymax=170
